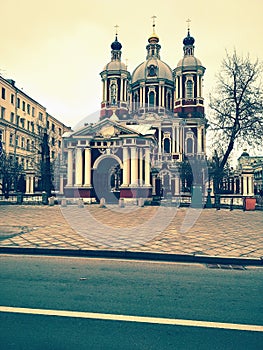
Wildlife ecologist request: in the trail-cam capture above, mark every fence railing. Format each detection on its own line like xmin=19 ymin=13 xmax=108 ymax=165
xmin=0 ymin=192 xmax=262 ymax=210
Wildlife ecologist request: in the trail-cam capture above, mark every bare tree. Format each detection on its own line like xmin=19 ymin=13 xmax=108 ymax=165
xmin=0 ymin=151 xmax=24 ymax=198
xmin=208 ymin=50 xmax=263 ymax=193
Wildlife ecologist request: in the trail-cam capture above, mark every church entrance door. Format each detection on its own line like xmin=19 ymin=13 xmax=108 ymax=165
xmin=93 ymin=156 xmax=122 ymax=204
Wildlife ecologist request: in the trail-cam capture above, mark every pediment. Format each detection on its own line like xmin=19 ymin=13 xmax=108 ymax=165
xmin=69 ymin=118 xmax=142 ymax=138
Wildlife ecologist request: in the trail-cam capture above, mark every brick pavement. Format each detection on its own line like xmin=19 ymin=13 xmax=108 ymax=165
xmin=0 ymin=204 xmax=262 ymax=259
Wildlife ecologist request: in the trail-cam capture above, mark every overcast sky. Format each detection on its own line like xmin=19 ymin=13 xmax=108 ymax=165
xmin=1 ymin=0 xmax=262 ymax=137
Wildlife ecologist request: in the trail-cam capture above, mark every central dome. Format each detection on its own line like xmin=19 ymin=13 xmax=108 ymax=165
xmin=132 ymin=57 xmax=173 ymax=83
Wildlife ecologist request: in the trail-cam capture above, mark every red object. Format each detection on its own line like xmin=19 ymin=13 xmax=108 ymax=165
xmin=245 ymin=198 xmax=256 ymax=210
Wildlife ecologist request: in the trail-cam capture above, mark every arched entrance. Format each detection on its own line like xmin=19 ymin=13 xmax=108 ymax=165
xmin=93 ymin=156 xmax=123 ymax=204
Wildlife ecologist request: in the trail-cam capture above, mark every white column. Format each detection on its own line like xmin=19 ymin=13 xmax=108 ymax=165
xmin=197 ymin=127 xmax=202 ymax=154
xmin=130 ymin=147 xmax=138 ymax=186
xmin=152 ymin=176 xmax=156 ymax=195
xmin=122 ymin=147 xmax=129 ymax=186
xmin=124 ymin=80 xmax=127 ymax=102
xmin=180 ymin=76 xmax=183 ymax=99
xmin=30 ymin=176 xmax=34 ymax=193
xmin=175 ymin=176 xmax=180 ymax=195
xmin=59 ymin=174 xmax=64 ymax=194
xmin=144 ymin=148 xmax=151 ymax=186
xmin=176 ymin=77 xmax=178 ymax=99
xmin=67 ymin=148 xmax=73 ymax=186
xmin=26 ymin=176 xmax=30 ymax=194
xmin=243 ymin=176 xmax=248 ymax=195
xmin=84 ymin=148 xmax=91 ymax=186
xmin=75 ymin=147 xmax=83 ymax=186
xmin=158 ymin=127 xmax=162 ymax=154
xmin=248 ymin=176 xmax=253 ymax=195
xmin=140 ymin=87 xmax=143 ymax=107
xmin=162 ymin=86 xmax=165 ymax=106
xmin=104 ymin=80 xmax=107 ymax=102
xmin=139 ymin=148 xmax=143 ymax=186
xmin=172 ymin=126 xmax=175 ymax=153
xmin=176 ymin=127 xmax=179 ymax=153
xmin=120 ymin=79 xmax=123 ymax=101
xmin=142 ymin=85 xmax=145 ymax=107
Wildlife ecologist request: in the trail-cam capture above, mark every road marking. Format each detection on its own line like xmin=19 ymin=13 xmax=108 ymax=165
xmin=0 ymin=306 xmax=262 ymax=332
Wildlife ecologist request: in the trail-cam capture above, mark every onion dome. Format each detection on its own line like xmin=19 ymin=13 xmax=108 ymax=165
xmin=148 ymin=32 xmax=159 ymax=44
xmin=102 ymin=33 xmax=127 ymax=71
xmin=176 ymin=29 xmax=203 ymax=69
xmin=183 ymin=29 xmax=195 ymax=46
xmin=111 ymin=35 xmax=122 ymax=51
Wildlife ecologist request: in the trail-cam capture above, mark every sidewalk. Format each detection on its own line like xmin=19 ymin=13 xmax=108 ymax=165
xmin=0 ymin=204 xmax=262 ymax=262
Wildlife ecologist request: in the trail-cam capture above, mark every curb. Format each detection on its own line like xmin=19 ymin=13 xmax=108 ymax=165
xmin=0 ymin=247 xmax=262 ymax=266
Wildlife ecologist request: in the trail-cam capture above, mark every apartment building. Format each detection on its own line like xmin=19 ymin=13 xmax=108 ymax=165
xmin=0 ymin=75 xmax=71 ymax=193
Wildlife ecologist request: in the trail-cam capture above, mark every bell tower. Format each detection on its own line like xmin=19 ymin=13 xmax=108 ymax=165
xmin=100 ymin=26 xmax=131 ymax=120
xmin=174 ymin=20 xmax=206 ymax=118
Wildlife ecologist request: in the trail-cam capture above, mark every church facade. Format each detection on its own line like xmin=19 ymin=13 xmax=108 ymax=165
xmin=63 ymin=23 xmax=207 ymax=203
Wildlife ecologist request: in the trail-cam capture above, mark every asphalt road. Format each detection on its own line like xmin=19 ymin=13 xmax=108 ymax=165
xmin=0 ymin=255 xmax=262 ymax=349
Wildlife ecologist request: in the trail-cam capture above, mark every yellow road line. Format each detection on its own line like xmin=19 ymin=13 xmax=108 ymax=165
xmin=0 ymin=306 xmax=262 ymax=332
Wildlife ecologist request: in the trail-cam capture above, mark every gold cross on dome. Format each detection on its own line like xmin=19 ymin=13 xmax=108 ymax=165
xmin=186 ymin=18 xmax=191 ymax=30
xmin=114 ymin=24 xmax=119 ymax=35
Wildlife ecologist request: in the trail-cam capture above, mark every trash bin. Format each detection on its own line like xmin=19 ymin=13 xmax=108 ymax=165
xmin=244 ymin=197 xmax=256 ymax=211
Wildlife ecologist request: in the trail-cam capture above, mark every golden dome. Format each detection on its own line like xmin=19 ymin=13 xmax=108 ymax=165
xmin=148 ymin=32 xmax=159 ymax=44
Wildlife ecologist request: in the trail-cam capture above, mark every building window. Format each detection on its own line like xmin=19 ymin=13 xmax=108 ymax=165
xmin=1 ymin=106 xmax=5 ymax=119
xmin=17 ymin=98 xmax=20 ymax=108
xmin=0 ymin=129 xmax=3 ymax=142
xmin=163 ymin=138 xmax=171 ymax=153
xmin=15 ymin=135 xmax=19 ymax=147
xmin=11 ymin=94 xmax=14 ymax=104
xmin=186 ymin=80 xmax=193 ymax=99
xmin=51 ymin=123 xmax=55 ymax=132
xmin=1 ymin=87 xmax=6 ymax=99
xmin=20 ymin=118 xmax=25 ymax=128
xmin=22 ymin=101 xmax=26 ymax=111
xmin=39 ymin=112 xmax=43 ymax=121
xmin=27 ymin=104 xmax=30 ymax=114
xmin=9 ymin=133 xmax=14 ymax=146
xmin=47 ymin=121 xmax=50 ymax=129
xmin=16 ymin=115 xmax=20 ymax=126
xmin=31 ymin=140 xmax=34 ymax=151
xmin=21 ymin=137 xmax=25 ymax=149
xmin=58 ymin=140 xmax=61 ymax=148
xmin=10 ymin=112 xmax=14 ymax=123
xmin=58 ymin=128 xmax=62 ymax=136
xmin=110 ymin=83 xmax=117 ymax=105
xmin=186 ymin=137 xmax=194 ymax=154
xmin=51 ymin=151 xmax=55 ymax=159
xmin=166 ymin=92 xmax=171 ymax=110
xmin=26 ymin=139 xmax=30 ymax=151
xmin=32 ymin=107 xmax=35 ymax=117
xmin=51 ymin=137 xmax=55 ymax=146
xmin=149 ymin=91 xmax=155 ymax=107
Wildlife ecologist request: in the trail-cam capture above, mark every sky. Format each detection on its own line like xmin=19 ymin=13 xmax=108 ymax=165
xmin=1 ymin=0 xmax=263 ymax=147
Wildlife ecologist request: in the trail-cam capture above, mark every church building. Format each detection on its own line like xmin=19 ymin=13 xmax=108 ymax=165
xmin=63 ymin=20 xmax=207 ymax=203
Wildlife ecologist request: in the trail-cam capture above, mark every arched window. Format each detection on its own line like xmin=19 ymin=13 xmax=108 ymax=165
xmin=133 ymin=93 xmax=139 ymax=110
xmin=164 ymin=138 xmax=171 ymax=153
xmin=167 ymin=92 xmax=171 ymax=110
xmin=149 ymin=91 xmax=155 ymax=107
xmin=186 ymin=138 xmax=193 ymax=154
xmin=111 ymin=83 xmax=117 ymax=105
xmin=186 ymin=80 xmax=193 ymax=99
